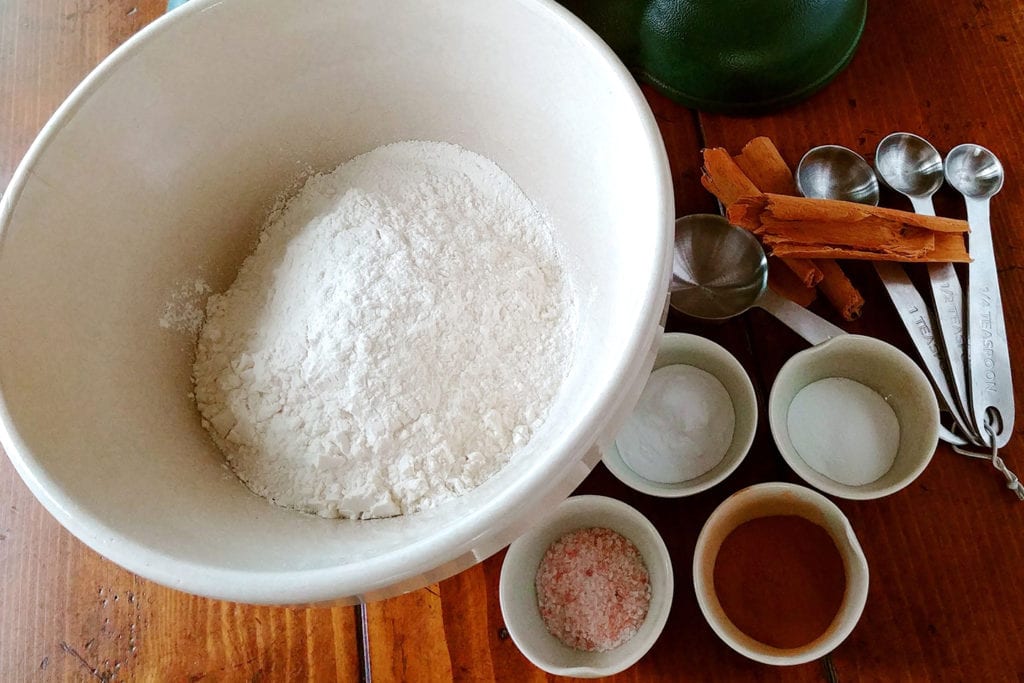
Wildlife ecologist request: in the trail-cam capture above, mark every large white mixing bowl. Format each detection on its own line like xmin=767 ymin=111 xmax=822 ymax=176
xmin=0 ymin=0 xmax=672 ymax=604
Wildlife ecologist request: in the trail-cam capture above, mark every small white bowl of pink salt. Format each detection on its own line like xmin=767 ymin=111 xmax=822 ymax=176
xmin=498 ymin=495 xmax=673 ymax=677
xmin=603 ymin=333 xmax=758 ymax=497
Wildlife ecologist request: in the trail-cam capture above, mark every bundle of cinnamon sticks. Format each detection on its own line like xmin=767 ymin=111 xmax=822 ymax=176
xmin=700 ymin=137 xmax=970 ymax=321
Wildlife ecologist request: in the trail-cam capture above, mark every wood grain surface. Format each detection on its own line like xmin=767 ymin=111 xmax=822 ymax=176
xmin=2 ymin=0 xmax=1024 ymax=681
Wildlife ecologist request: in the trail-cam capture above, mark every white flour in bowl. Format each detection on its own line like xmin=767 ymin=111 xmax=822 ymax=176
xmin=193 ymin=141 xmax=576 ymax=519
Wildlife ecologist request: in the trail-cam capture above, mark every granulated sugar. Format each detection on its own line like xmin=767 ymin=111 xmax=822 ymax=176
xmin=786 ymin=377 xmax=899 ymax=486
xmin=193 ymin=141 xmax=576 ymax=519
xmin=535 ymin=527 xmax=651 ymax=651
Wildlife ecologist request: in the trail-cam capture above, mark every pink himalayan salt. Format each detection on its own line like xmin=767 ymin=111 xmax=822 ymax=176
xmin=535 ymin=527 xmax=651 ymax=651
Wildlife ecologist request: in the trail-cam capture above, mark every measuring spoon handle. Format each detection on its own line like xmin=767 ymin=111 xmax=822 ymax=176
xmin=965 ymin=198 xmax=1015 ymax=447
xmin=757 ymin=289 xmax=846 ymax=346
xmin=873 ymin=262 xmax=976 ymax=438
xmin=911 ymin=196 xmax=972 ymax=428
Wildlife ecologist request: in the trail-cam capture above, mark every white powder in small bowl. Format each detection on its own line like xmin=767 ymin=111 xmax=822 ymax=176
xmin=616 ymin=364 xmax=735 ymax=484
xmin=786 ymin=377 xmax=900 ymax=486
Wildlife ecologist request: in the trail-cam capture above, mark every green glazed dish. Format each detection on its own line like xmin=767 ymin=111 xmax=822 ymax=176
xmin=561 ymin=0 xmax=868 ymax=114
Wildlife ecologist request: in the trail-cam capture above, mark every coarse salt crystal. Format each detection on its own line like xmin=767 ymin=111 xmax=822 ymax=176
xmin=535 ymin=527 xmax=651 ymax=652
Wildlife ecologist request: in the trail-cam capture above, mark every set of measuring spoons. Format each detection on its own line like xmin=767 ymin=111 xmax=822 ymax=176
xmin=668 ymin=133 xmax=1020 ymax=499
xmin=797 ymin=134 xmax=1012 ymax=452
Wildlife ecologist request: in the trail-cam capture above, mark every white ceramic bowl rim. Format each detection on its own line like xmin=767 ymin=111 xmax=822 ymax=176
xmin=0 ymin=0 xmax=673 ymax=604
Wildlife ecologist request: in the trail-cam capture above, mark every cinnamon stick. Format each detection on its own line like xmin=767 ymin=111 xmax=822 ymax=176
xmin=779 ymin=257 xmax=824 ymax=288
xmin=814 ymin=259 xmax=864 ymax=321
xmin=700 ymin=147 xmax=760 ymax=206
xmin=733 ymin=137 xmax=799 ymax=195
xmin=770 ymin=241 xmax=971 ymax=263
xmin=768 ymin=257 xmax=818 ymax=307
xmin=757 ymin=228 xmax=937 ymax=259
xmin=729 ymin=193 xmax=970 ymax=262
xmin=933 ymin=233 xmax=973 ymax=261
xmin=701 ymin=147 xmax=823 ymax=288
xmin=729 ymin=137 xmax=861 ymax=315
xmin=753 ymin=193 xmax=969 ymax=234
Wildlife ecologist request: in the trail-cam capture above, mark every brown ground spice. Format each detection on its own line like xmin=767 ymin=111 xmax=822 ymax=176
xmin=713 ymin=515 xmax=846 ymax=649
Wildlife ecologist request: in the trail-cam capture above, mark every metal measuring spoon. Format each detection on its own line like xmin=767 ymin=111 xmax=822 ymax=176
xmin=795 ymin=145 xmax=974 ymax=445
xmin=795 ymin=145 xmax=880 ymax=205
xmin=670 ymin=214 xmax=844 ymax=344
xmin=945 ymin=143 xmax=1014 ymax=449
xmin=876 ymin=133 xmax=970 ymax=429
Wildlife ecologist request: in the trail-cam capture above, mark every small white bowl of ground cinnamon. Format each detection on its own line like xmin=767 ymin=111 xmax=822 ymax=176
xmin=499 ymin=495 xmax=673 ymax=677
xmin=693 ymin=482 xmax=869 ymax=665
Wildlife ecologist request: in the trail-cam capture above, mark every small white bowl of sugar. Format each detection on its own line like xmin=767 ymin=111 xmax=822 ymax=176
xmin=603 ymin=333 xmax=758 ymax=497
xmin=769 ymin=334 xmax=939 ymax=499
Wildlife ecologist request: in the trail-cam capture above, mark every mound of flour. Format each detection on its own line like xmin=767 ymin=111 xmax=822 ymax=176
xmin=193 ymin=141 xmax=576 ymax=519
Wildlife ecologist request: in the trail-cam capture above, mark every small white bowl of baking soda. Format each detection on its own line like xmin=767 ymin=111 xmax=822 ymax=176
xmin=603 ymin=333 xmax=758 ymax=497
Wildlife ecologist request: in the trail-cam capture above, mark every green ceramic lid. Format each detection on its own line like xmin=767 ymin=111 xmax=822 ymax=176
xmin=562 ymin=0 xmax=868 ymax=114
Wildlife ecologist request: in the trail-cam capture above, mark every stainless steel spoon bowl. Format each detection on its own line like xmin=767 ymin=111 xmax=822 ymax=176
xmin=671 ymin=214 xmax=767 ymax=319
xmin=946 ymin=144 xmax=1005 ymax=199
xmin=875 ymin=132 xmax=944 ymax=200
xmin=670 ymin=214 xmax=843 ymax=344
xmin=796 ymin=145 xmax=880 ymax=205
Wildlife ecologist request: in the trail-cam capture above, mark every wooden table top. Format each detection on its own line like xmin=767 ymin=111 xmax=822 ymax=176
xmin=2 ymin=1 xmax=1023 ymax=680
